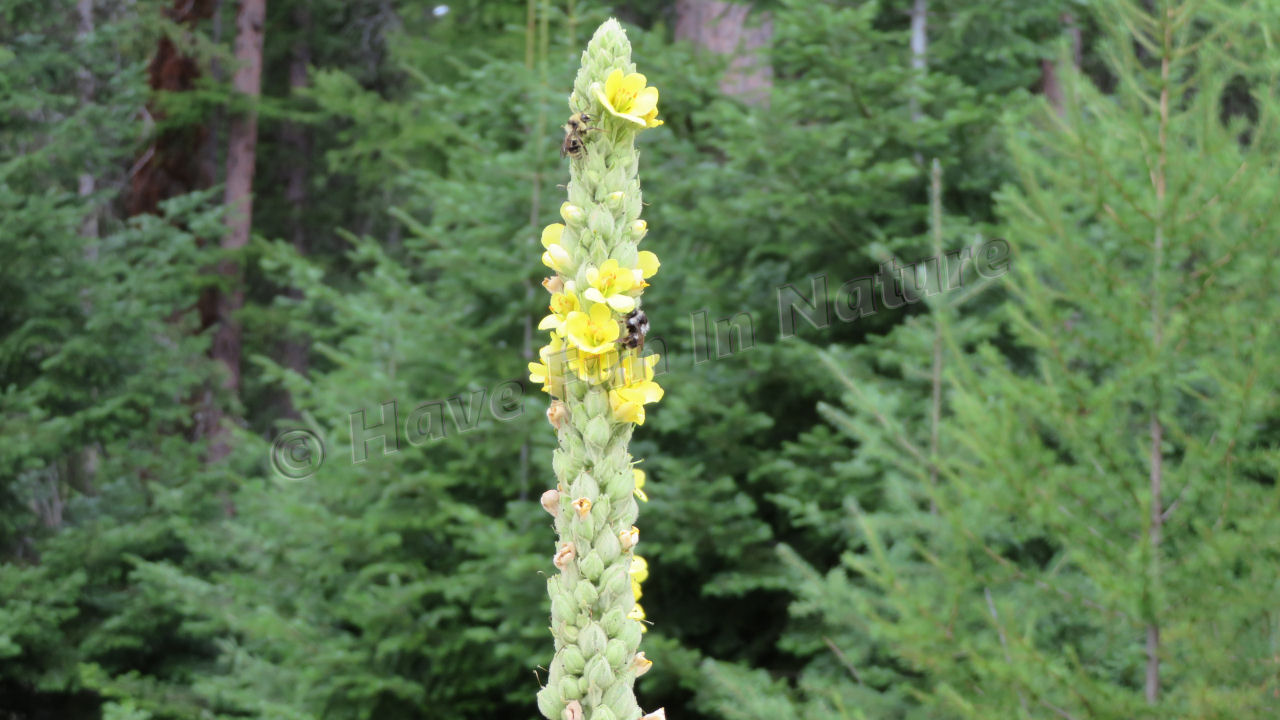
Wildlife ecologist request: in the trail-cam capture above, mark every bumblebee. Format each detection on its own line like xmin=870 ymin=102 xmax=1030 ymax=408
xmin=620 ymin=309 xmax=649 ymax=351
xmin=561 ymin=112 xmax=598 ymax=159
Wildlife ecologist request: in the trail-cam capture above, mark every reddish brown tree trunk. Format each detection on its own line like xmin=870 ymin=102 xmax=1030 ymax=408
xmin=208 ymin=0 xmax=267 ymax=462
xmin=127 ymin=0 xmax=218 ymax=217
xmin=674 ymin=0 xmax=772 ymax=105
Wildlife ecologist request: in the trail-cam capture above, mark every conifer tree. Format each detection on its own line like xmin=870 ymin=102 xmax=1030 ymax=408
xmin=785 ymin=1 xmax=1280 ymax=717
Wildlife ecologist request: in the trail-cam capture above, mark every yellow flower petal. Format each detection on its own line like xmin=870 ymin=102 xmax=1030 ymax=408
xmin=605 ymin=69 xmax=623 ymax=101
xmin=541 ymin=223 xmax=564 ymax=249
xmin=636 ymin=250 xmax=660 ymax=279
xmin=630 ymin=86 xmax=658 ymax=117
xmin=607 ymin=294 xmax=636 ymax=312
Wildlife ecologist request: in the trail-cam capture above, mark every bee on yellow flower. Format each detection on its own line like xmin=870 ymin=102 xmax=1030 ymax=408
xmin=594 ymin=69 xmax=663 ymax=128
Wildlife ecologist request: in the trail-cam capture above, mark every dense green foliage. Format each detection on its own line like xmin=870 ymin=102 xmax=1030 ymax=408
xmin=2 ymin=1 xmax=1276 ymax=719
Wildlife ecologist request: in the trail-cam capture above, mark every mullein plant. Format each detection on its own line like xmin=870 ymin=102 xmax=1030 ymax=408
xmin=528 ymin=18 xmax=666 ymax=720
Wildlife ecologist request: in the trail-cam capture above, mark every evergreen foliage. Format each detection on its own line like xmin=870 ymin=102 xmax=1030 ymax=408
xmin=2 ymin=1 xmax=1276 ymax=719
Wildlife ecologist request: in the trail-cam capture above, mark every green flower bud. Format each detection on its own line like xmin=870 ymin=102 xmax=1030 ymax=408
xmin=575 ymin=514 xmax=596 ymax=539
xmin=585 ymin=655 xmax=616 ymax=690
xmin=601 ymin=679 xmax=628 ymax=709
xmin=574 ymin=580 xmax=599 ymax=607
xmin=561 ymin=676 xmax=583 ymax=702
xmin=601 ymin=606 xmax=627 ymax=637
xmin=604 ymin=638 xmax=629 ymax=669
xmin=619 ymin=617 xmax=643 ymax=650
xmin=600 ymin=565 xmax=630 ymax=602
xmin=579 ymin=550 xmax=605 ymax=581
xmin=537 ymin=685 xmax=562 ymax=719
xmin=587 ymin=207 xmax=615 ymax=239
xmin=570 ymin=471 xmax=600 ymax=498
xmin=595 ymin=527 xmax=622 ymax=565
xmin=579 ymin=622 xmax=608 ymax=657
xmin=584 ymin=415 xmax=612 ymax=450
xmin=585 ymin=387 xmax=610 ymax=416
xmin=562 ymin=645 xmax=587 ymax=675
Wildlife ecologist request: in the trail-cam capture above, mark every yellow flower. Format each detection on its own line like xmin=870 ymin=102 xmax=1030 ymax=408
xmin=608 ymin=355 xmax=662 ymax=420
xmin=633 ymin=468 xmax=648 ymax=502
xmin=564 ymin=302 xmax=621 ymax=354
xmin=628 ymin=602 xmax=647 ymax=632
xmin=538 ymin=290 xmax=580 ymax=337
xmin=630 ymin=554 xmax=649 ymax=600
xmin=594 ymin=69 xmax=663 ymax=128
xmin=633 ymin=250 xmax=660 ymax=288
xmin=609 ymin=382 xmax=663 ymax=425
xmin=568 ymin=346 xmax=622 ymax=386
xmin=540 ymin=223 xmax=573 ymax=273
xmin=617 ymin=352 xmax=660 ymax=386
xmin=584 ymin=259 xmax=638 ymax=312
xmin=528 ymin=335 xmax=574 ymax=395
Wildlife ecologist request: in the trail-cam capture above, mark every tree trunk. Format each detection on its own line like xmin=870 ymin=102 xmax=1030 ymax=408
xmin=674 ymin=0 xmax=772 ymax=105
xmin=909 ymin=0 xmax=926 ymax=123
xmin=1041 ymin=13 xmax=1081 ymax=116
xmin=278 ymin=1 xmax=312 ymax=417
xmin=208 ymin=0 xmax=267 ymax=462
xmin=127 ymin=0 xmax=218 ymax=216
xmin=77 ymin=0 xmax=98 ymax=239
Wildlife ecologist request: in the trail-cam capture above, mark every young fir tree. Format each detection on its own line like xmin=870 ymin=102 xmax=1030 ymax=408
xmin=770 ymin=1 xmax=1280 ymax=718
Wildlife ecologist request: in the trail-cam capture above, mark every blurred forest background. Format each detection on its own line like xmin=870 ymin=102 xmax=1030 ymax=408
xmin=3 ymin=0 xmax=1279 ymax=718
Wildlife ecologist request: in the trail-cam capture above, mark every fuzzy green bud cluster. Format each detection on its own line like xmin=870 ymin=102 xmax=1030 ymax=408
xmin=534 ymin=18 xmax=665 ymax=720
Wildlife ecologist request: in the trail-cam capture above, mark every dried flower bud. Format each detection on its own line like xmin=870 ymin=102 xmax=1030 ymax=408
xmin=631 ymin=652 xmax=653 ymax=677
xmin=563 ymin=700 xmax=584 ymax=720
xmin=572 ymin=497 xmax=593 ymax=517
xmin=547 ymin=400 xmax=569 ymax=430
xmin=554 ymin=542 xmax=576 ymax=571
xmin=639 ymin=710 xmax=666 ymax=720
xmin=543 ymin=275 xmax=565 ymax=294
xmin=541 ymin=489 xmax=561 ymax=517
xmin=618 ymin=526 xmax=639 ymax=551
